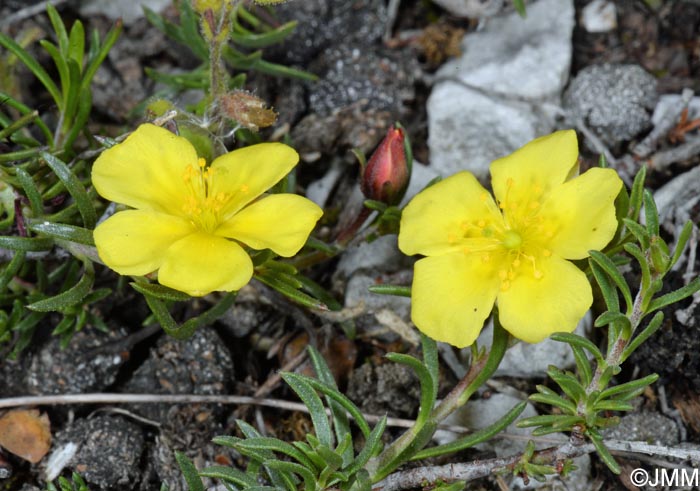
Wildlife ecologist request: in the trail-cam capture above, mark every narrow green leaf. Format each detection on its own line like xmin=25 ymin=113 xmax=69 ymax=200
xmin=670 ymin=221 xmax=693 ymax=268
xmin=41 ymin=152 xmax=96 ymax=228
xmin=0 ymin=33 xmax=61 ymax=106
xmin=621 ymin=311 xmax=664 ymax=362
xmin=367 ymin=284 xmax=411 ymax=297
xmin=628 ymin=166 xmax=646 ymax=221
xmin=513 ymin=0 xmax=527 ymax=17
xmin=264 ymin=461 xmax=315 ymax=491
xmin=648 ymin=277 xmax=700 ymax=312
xmin=230 ymin=21 xmax=298 ymax=48
xmin=46 ymin=3 xmax=69 ymax=54
xmin=413 ymin=402 xmax=526 ymax=460
xmin=144 ymin=291 xmax=236 ymax=339
xmin=386 ymin=352 xmax=435 ymax=427
xmin=590 ymin=434 xmax=620 ymax=474
xmin=623 ymin=243 xmax=651 ymax=291
xmin=622 ymin=218 xmax=650 ymax=249
xmin=237 ymin=438 xmax=315 ymax=470
xmin=28 ymin=221 xmax=94 ymax=246
xmin=0 ymin=250 xmax=25 ymax=290
xmin=63 ymin=87 xmax=93 ymax=151
xmin=345 ymin=416 xmax=386 ymax=475
xmin=256 ymin=272 xmax=327 ymax=310
xmin=15 ymin=168 xmax=43 ymax=217
xmin=589 ymin=251 xmax=633 ymax=313
xmin=81 ymin=19 xmax=122 ymax=92
xmin=570 ymin=345 xmax=592 ymax=386
xmin=529 ymin=391 xmax=576 ymax=415
xmin=548 ymin=369 xmax=587 ymax=404
xmin=593 ymin=311 xmax=630 ymax=329
xmin=281 ymin=372 xmax=333 ymax=448
xmin=643 ymin=190 xmax=659 ymax=236
xmin=284 ymin=373 xmax=371 ymax=438
xmin=174 ymin=451 xmax=205 ymax=491
xmin=67 ymin=20 xmax=85 ymax=66
xmin=199 ymin=465 xmax=258 ymax=487
xmin=130 ymin=282 xmax=191 ymax=302
xmin=589 ymin=260 xmax=619 ymax=312
xmin=27 ymin=264 xmax=93 ymax=312
xmin=593 ymin=400 xmax=634 ymax=412
xmin=308 ymin=346 xmax=352 ymax=465
xmin=422 ymin=334 xmax=439 ymax=402
xmin=517 ymin=414 xmax=583 ymax=428
xmin=0 ymin=91 xmax=53 ymax=144
xmin=550 ymin=332 xmax=604 ymax=364
xmin=0 ymin=236 xmax=53 ymax=252
xmin=598 ymin=374 xmax=658 ymax=401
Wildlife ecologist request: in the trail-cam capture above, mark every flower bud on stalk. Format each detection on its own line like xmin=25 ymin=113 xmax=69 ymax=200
xmin=360 ymin=123 xmax=412 ymax=206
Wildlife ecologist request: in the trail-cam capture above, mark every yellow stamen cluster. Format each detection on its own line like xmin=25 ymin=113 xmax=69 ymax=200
xmin=181 ymin=158 xmax=231 ymax=232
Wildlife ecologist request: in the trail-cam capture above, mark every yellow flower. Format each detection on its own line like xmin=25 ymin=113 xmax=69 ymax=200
xmin=92 ymin=124 xmax=323 ymax=296
xmin=398 ymin=130 xmax=622 ymax=347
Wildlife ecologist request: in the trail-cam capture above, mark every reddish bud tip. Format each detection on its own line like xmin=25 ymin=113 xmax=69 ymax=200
xmin=360 ymin=126 xmax=410 ymax=206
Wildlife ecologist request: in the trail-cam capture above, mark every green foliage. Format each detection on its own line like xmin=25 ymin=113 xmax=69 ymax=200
xmin=0 ymin=5 xmax=122 ymax=354
xmin=45 ymin=473 xmax=91 ymax=491
xmin=518 ymin=165 xmax=699 ymax=473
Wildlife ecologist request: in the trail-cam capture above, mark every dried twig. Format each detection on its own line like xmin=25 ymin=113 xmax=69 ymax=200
xmin=648 ymin=136 xmax=700 ymax=170
xmin=0 ymin=0 xmax=67 ymax=30
xmin=633 ymin=89 xmax=694 ymax=158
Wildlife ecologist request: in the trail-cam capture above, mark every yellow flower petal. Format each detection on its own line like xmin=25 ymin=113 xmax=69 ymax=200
xmin=538 ymin=168 xmax=622 ymax=259
xmin=497 ymin=255 xmax=592 ymax=343
xmin=216 ymin=194 xmax=322 ymax=257
xmin=399 ymin=172 xmax=502 ymax=257
xmin=158 ymin=231 xmax=253 ymax=296
xmin=94 ymin=210 xmax=195 ymax=276
xmin=490 ymin=130 xmax=579 ymax=209
xmin=92 ymin=124 xmax=197 ymax=215
xmin=411 ymin=253 xmax=500 ymax=348
xmin=209 ymin=143 xmax=299 ymax=218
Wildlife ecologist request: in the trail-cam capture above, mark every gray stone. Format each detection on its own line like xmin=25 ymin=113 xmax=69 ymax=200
xmin=427 ymin=0 xmax=574 ymax=182
xmin=347 ymin=362 xmax=421 ymax=417
xmin=602 ymin=412 xmax=680 ymax=446
xmin=581 ymin=0 xmax=617 ymax=33
xmin=308 ymin=44 xmax=418 ymax=117
xmin=476 ymin=312 xmax=592 ymax=378
xmin=122 ymin=327 xmax=233 ymax=423
xmin=336 ymin=235 xmax=405 ymax=279
xmin=564 ymin=64 xmax=657 ymax=146
xmin=54 ymin=416 xmax=144 ymax=490
xmin=345 ymin=273 xmax=411 ymax=321
xmin=268 ymin=0 xmax=386 ymax=65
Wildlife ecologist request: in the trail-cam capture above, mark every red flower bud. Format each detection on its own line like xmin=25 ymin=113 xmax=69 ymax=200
xmin=360 ymin=125 xmax=411 ymax=206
